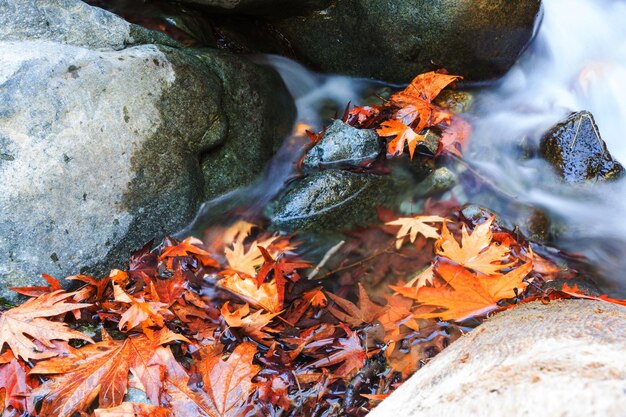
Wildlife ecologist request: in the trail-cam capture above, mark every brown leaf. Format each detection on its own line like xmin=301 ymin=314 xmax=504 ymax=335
xmin=392 ymin=261 xmax=532 ymax=321
xmin=326 ymin=284 xmax=386 ymax=327
xmin=197 ymin=342 xmax=260 ymax=417
xmin=0 ymin=290 xmax=92 ymax=361
xmin=31 ymin=329 xmax=188 ymax=417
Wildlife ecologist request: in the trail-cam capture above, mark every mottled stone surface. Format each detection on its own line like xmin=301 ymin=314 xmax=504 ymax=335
xmin=0 ymin=0 xmax=295 ymax=302
xmin=371 ymin=300 xmax=626 ymax=417
xmin=272 ymin=0 xmax=542 ymax=83
xmin=301 ymin=120 xmax=381 ymax=173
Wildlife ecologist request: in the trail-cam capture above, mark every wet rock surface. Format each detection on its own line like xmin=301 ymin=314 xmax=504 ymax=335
xmin=301 ymin=120 xmax=381 ymax=173
xmin=0 ymin=0 xmax=294 ymax=302
xmin=267 ymin=169 xmax=396 ymax=232
xmin=270 ymin=0 xmax=542 ymax=83
xmin=540 ymin=111 xmax=624 ymax=183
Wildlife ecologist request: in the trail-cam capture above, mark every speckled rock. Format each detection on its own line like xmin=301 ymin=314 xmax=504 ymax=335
xmin=0 ymin=0 xmax=294 ymax=302
xmin=271 ymin=0 xmax=542 ymax=83
xmin=540 ymin=111 xmax=624 ymax=183
xmin=370 ymin=300 xmax=626 ymax=417
xmin=267 ymin=169 xmax=395 ymax=232
xmin=301 ymin=120 xmax=381 ymax=173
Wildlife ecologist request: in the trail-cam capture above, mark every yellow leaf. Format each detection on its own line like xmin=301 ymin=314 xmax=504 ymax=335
xmin=386 ymin=215 xmax=446 ymax=249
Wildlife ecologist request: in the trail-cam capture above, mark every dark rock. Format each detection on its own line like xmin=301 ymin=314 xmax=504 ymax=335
xmin=271 ymin=0 xmax=542 ymax=83
xmin=177 ymin=0 xmax=331 ymax=16
xmin=301 ymin=120 xmax=381 ymax=173
xmin=267 ymin=169 xmax=396 ymax=232
xmin=540 ymin=111 xmax=624 ymax=183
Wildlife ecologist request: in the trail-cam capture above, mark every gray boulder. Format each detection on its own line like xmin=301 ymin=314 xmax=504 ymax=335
xmin=301 ymin=120 xmax=381 ymax=173
xmin=0 ymin=0 xmax=295 ymax=302
xmin=271 ymin=0 xmax=542 ymax=83
xmin=267 ymin=169 xmax=396 ymax=232
xmin=540 ymin=111 xmax=624 ymax=183
xmin=370 ymin=300 xmax=626 ymax=417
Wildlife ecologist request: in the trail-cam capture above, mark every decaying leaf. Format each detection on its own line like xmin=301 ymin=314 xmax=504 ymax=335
xmin=197 ymin=342 xmax=260 ymax=417
xmin=0 ymin=290 xmax=92 ymax=361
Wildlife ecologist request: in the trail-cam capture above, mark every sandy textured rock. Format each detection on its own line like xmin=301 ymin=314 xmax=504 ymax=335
xmin=370 ymin=300 xmax=626 ymax=417
xmin=0 ymin=0 xmax=294 ymax=302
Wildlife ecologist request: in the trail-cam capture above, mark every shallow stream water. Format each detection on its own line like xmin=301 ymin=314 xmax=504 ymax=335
xmin=94 ymin=0 xmax=626 ymax=296
xmin=245 ymin=0 xmax=626 ymax=297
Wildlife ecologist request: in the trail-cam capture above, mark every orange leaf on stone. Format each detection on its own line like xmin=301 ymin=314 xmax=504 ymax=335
xmin=377 ymin=119 xmax=424 ymax=158
xmin=94 ymin=402 xmax=173 ymax=417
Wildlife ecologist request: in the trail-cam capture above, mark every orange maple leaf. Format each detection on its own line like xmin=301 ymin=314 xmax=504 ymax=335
xmin=30 ymin=329 xmax=188 ymax=417
xmin=558 ymin=284 xmax=626 ymax=307
xmin=0 ymin=290 xmax=93 ymax=361
xmin=217 ymin=273 xmax=280 ymax=313
xmin=377 ymin=119 xmax=423 ymax=158
xmin=386 ymin=215 xmax=446 ymax=249
xmin=391 ymin=72 xmax=462 ymax=105
xmin=435 ymin=217 xmax=513 ymax=275
xmin=308 ymin=326 xmax=366 ymax=379
xmin=94 ymin=403 xmax=172 ymax=417
xmin=392 ymin=261 xmax=532 ymax=321
xmin=220 ymin=302 xmax=279 ymax=344
xmin=197 ymin=342 xmax=260 ymax=417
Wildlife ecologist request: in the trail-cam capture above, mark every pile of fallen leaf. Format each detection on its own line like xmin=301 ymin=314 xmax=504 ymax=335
xmin=2 ymin=71 xmax=626 ymax=417
xmin=2 ymin=210 xmax=625 ymax=417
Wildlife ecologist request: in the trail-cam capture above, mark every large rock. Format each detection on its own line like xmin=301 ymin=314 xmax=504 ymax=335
xmin=177 ymin=0 xmax=330 ymax=15
xmin=540 ymin=111 xmax=624 ymax=183
xmin=0 ymin=0 xmax=295 ymax=302
xmin=371 ymin=300 xmax=626 ymax=417
xmin=271 ymin=0 xmax=542 ymax=83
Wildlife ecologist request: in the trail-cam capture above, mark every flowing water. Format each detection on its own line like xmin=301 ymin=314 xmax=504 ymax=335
xmin=247 ymin=0 xmax=626 ymax=296
xmin=93 ymin=0 xmax=626 ymax=296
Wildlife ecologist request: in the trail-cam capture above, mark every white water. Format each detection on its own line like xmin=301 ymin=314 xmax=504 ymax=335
xmin=469 ymin=0 xmax=626 ymax=295
xmin=263 ymin=0 xmax=626 ymax=295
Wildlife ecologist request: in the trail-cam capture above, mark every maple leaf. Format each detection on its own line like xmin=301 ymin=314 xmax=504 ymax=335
xmin=0 ymin=354 xmax=31 ymax=413
xmin=438 ymin=115 xmax=472 ymax=157
xmin=221 ymin=302 xmax=278 ymax=344
xmin=377 ymin=119 xmax=423 ymax=158
xmin=558 ymin=284 xmax=626 ymax=307
xmin=308 ymin=326 xmax=366 ymax=379
xmin=129 ymin=240 xmax=158 ymax=283
xmin=218 ymin=273 xmax=281 ymax=313
xmin=94 ymin=402 xmax=172 ymax=417
xmin=256 ymin=246 xmax=311 ymax=308
xmin=10 ymin=273 xmax=62 ymax=297
xmin=435 ymin=218 xmax=513 ymax=275
xmin=160 ymin=237 xmax=218 ymax=268
xmin=224 ymin=236 xmax=279 ymax=277
xmin=393 ymin=261 xmax=532 ymax=321
xmin=326 ymin=284 xmax=386 ymax=327
xmin=257 ymin=374 xmax=291 ymax=410
xmin=386 ymin=215 xmax=446 ymax=249
xmin=391 ymin=72 xmax=462 ymax=105
xmin=0 ymin=290 xmax=92 ymax=361
xmin=113 ymin=283 xmax=171 ymax=333
xmin=30 ymin=329 xmax=188 ymax=417
xmin=197 ymin=342 xmax=260 ymax=417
